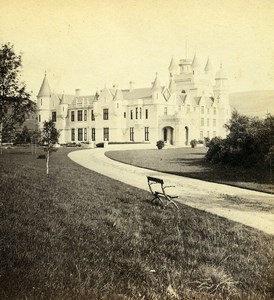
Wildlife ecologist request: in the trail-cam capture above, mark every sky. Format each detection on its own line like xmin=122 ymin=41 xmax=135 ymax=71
xmin=1 ymin=0 xmax=274 ymax=98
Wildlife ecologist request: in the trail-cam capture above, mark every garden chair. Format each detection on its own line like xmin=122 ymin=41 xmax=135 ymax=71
xmin=147 ymin=176 xmax=178 ymax=209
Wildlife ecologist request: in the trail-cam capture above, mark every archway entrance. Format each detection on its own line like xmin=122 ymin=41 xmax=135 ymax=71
xmin=162 ymin=126 xmax=174 ymax=145
xmin=185 ymin=126 xmax=189 ymax=145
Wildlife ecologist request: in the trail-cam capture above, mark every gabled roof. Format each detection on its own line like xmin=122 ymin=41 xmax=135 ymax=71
xmin=58 ymin=94 xmax=75 ymax=104
xmin=100 ymin=86 xmax=115 ymax=99
xmin=179 ymin=94 xmax=187 ymax=103
xmin=37 ymin=74 xmax=51 ymax=97
xmin=205 ymin=96 xmax=214 ymax=107
xmin=194 ymin=96 xmax=202 ymax=105
xmin=122 ymin=88 xmax=152 ymax=100
xmin=113 ymin=89 xmax=124 ymax=101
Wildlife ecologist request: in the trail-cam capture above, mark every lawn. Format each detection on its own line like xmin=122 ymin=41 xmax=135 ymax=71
xmin=106 ymin=147 xmax=274 ymax=194
xmin=0 ymin=147 xmax=274 ymax=299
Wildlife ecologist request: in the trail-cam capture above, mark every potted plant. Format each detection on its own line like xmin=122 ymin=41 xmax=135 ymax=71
xmin=190 ymin=139 xmax=197 ymax=148
xmin=156 ymin=140 xmax=165 ymax=150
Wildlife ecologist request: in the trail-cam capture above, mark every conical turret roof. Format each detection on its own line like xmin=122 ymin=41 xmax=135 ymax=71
xmin=204 ymin=57 xmax=213 ymax=72
xmin=152 ymin=73 xmax=161 ymax=91
xmin=168 ymin=56 xmax=178 ymax=74
xmin=191 ymin=53 xmax=200 ymax=69
xmin=37 ymin=73 xmax=51 ymax=97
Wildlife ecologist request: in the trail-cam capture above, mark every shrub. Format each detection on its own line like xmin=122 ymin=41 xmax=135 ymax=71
xmin=205 ymin=137 xmax=224 ymax=163
xmin=156 ymin=140 xmax=165 ymax=150
xmin=204 ymin=137 xmax=210 ymax=147
xmin=206 ymin=111 xmax=274 ymax=167
xmin=190 ymin=139 xmax=197 ymax=148
xmin=96 ymin=142 xmax=104 ymax=148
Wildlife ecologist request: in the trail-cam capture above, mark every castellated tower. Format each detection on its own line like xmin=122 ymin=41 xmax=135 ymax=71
xmin=213 ymin=64 xmax=231 ymax=137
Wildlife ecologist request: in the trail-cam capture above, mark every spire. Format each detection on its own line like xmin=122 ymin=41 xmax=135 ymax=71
xmin=37 ymin=72 xmax=51 ymax=97
xmin=204 ymin=57 xmax=213 ymax=73
xmin=152 ymin=72 xmax=161 ymax=91
xmin=168 ymin=76 xmax=176 ymax=93
xmin=168 ymin=56 xmax=178 ymax=75
xmin=191 ymin=53 xmax=200 ymax=69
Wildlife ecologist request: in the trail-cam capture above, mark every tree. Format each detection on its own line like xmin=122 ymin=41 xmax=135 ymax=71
xmin=0 ymin=43 xmax=35 ymax=144
xmin=15 ymin=125 xmax=32 ymax=143
xmin=40 ymin=120 xmax=59 ymax=176
xmin=206 ymin=111 xmax=274 ymax=167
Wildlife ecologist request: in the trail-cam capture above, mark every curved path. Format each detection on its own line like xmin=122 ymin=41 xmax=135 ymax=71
xmin=68 ymin=145 xmax=274 ymax=235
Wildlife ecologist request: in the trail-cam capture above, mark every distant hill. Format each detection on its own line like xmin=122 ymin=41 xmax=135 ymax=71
xmin=229 ymin=90 xmax=274 ymax=118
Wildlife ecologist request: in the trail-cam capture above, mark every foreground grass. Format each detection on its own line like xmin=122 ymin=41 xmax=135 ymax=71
xmin=106 ymin=147 xmax=274 ymax=194
xmin=0 ymin=147 xmax=274 ymax=299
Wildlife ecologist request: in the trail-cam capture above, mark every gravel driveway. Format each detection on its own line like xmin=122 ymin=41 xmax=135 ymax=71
xmin=68 ymin=145 xmax=274 ymax=235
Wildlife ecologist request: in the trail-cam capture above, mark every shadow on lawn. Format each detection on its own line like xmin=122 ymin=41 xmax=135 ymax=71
xmin=167 ymin=157 xmax=272 ymax=187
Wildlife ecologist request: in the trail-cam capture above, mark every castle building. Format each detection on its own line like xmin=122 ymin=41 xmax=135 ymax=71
xmin=37 ymin=55 xmax=231 ymax=146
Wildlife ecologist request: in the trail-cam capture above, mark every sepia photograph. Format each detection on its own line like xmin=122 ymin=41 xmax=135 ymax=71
xmin=0 ymin=0 xmax=274 ymax=299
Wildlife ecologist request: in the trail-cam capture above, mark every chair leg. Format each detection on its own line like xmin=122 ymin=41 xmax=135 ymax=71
xmin=151 ymin=195 xmax=164 ymax=206
xmin=164 ymin=196 xmax=179 ymax=209
xmin=165 ymin=201 xmax=178 ymax=209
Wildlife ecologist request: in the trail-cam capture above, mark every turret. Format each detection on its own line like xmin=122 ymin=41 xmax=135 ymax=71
xmin=191 ymin=53 xmax=200 ymax=76
xmin=37 ymin=72 xmax=52 ymax=127
xmin=213 ymin=64 xmax=229 ymax=105
xmin=151 ymin=73 xmax=162 ymax=100
xmin=214 ymin=64 xmax=228 ymax=91
xmin=37 ymin=72 xmax=51 ymax=98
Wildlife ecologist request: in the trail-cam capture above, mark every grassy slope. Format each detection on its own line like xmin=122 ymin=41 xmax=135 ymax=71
xmin=0 ymin=147 xmax=274 ymax=299
xmin=229 ymin=90 xmax=274 ymax=117
xmin=106 ymin=147 xmax=274 ymax=194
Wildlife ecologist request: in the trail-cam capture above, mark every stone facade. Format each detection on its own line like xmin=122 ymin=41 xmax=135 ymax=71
xmin=37 ymin=55 xmax=231 ymax=146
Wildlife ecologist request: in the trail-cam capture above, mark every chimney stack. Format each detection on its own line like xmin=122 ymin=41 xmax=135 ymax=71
xmin=129 ymin=81 xmax=134 ymax=92
xmin=75 ymin=89 xmax=81 ymax=96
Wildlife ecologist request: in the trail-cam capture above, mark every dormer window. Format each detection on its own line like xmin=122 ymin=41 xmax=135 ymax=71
xmin=181 ymin=90 xmax=186 ymax=94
